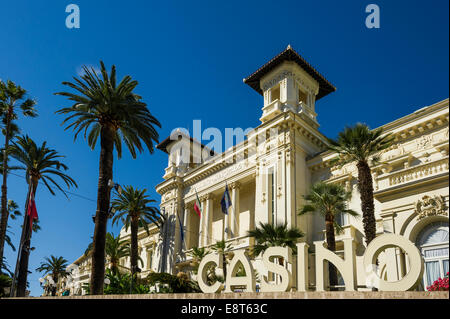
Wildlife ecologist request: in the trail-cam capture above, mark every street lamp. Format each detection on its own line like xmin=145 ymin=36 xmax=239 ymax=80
xmin=108 ymin=179 xmax=123 ymax=195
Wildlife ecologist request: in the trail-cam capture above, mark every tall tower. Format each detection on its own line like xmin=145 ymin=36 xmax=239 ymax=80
xmin=244 ymin=45 xmax=336 ymax=128
xmin=243 ymin=45 xmax=336 ymax=243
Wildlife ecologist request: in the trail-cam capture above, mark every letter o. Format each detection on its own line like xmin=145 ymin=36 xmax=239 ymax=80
xmin=363 ymin=234 xmax=424 ymax=291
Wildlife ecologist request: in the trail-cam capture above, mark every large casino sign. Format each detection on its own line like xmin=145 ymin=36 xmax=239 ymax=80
xmin=197 ymin=234 xmax=424 ymax=293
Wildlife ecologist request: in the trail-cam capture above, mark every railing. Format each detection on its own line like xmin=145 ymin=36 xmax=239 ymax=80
xmin=261 ymin=100 xmax=282 ymax=121
xmin=388 ymin=157 xmax=449 ymax=186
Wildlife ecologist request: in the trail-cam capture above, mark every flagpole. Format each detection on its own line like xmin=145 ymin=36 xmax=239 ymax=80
xmin=222 ymin=182 xmax=226 ymax=242
xmin=175 ymin=210 xmax=186 ymax=250
xmin=10 ymin=179 xmax=33 ymax=297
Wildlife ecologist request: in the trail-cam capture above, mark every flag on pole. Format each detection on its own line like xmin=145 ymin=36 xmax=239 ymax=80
xmin=193 ymin=190 xmax=202 ymax=217
xmin=27 ymin=194 xmax=38 ymax=231
xmin=220 ymin=183 xmax=232 ymax=215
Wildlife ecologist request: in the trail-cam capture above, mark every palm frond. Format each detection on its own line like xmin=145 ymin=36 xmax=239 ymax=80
xmin=55 ymin=61 xmax=161 ymax=159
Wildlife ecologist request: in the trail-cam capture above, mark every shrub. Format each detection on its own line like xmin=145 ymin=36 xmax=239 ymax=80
xmin=104 ymin=268 xmax=149 ymax=294
xmin=0 ymin=274 xmax=12 ymax=297
xmin=427 ymin=272 xmax=449 ymax=291
xmin=146 ymin=272 xmax=201 ymax=293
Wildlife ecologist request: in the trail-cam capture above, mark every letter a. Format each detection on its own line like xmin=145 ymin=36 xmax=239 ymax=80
xmin=365 ymin=4 xmax=380 ymax=29
xmin=66 ymin=4 xmax=80 ymax=29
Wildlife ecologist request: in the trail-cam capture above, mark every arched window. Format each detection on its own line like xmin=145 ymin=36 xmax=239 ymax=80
xmin=416 ymin=221 xmax=449 ymax=289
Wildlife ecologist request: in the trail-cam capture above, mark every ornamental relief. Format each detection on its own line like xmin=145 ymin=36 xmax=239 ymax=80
xmin=414 ymin=195 xmax=448 ymax=220
xmin=262 ymin=71 xmax=293 ymax=91
xmin=162 ymin=189 xmax=175 ymax=202
xmin=416 ymin=135 xmax=432 ymax=150
xmin=330 ymin=162 xmax=356 ymax=178
xmin=261 ymin=70 xmax=317 ymax=94
xmin=380 ymin=144 xmax=405 ymax=161
xmin=184 ymin=160 xmax=250 ymax=197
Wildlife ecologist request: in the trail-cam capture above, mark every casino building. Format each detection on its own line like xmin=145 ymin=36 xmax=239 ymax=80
xmin=65 ymin=46 xmax=449 ymax=295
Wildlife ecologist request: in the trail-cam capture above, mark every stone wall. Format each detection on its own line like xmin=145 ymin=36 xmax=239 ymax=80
xmin=9 ymin=291 xmax=449 ymax=299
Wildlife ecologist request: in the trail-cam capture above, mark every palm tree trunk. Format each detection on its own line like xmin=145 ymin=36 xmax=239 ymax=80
xmin=0 ymin=109 xmax=12 ymax=272
xmin=222 ymin=253 xmax=227 ymax=280
xmin=16 ymin=179 xmax=38 ymax=297
xmin=53 ymin=273 xmax=59 ymax=296
xmin=356 ymin=161 xmax=376 ymax=246
xmin=325 ymin=214 xmax=338 ymax=291
xmin=90 ymin=125 xmax=115 ymax=295
xmin=130 ymin=216 xmax=139 ymax=276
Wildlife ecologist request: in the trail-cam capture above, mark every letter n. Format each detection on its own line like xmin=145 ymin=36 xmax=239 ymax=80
xmin=314 ymin=238 xmax=357 ymax=291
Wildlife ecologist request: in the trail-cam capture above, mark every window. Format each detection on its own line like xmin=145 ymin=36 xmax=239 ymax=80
xmin=270 ymin=85 xmax=280 ymax=102
xmin=336 ymin=212 xmax=349 ymax=227
xmin=416 ymin=221 xmax=449 ymax=289
xmin=298 ymin=89 xmax=308 ymax=104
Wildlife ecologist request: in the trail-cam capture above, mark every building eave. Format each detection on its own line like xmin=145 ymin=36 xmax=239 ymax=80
xmin=243 ymin=45 xmax=336 ymax=100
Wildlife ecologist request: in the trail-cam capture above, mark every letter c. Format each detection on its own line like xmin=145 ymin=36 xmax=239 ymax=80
xmin=197 ymin=253 xmax=224 ymax=293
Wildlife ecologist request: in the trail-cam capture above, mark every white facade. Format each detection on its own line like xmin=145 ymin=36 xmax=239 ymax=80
xmin=68 ymin=46 xmax=449 ymax=293
xmin=154 ymin=46 xmax=449 ymax=291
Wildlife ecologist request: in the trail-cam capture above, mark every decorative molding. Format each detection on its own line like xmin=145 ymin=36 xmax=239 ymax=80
xmin=414 ymin=195 xmax=448 ymax=220
xmin=230 ymin=181 xmax=241 ymax=190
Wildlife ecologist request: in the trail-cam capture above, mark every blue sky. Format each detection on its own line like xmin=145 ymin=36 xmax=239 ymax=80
xmin=0 ymin=0 xmax=448 ymax=296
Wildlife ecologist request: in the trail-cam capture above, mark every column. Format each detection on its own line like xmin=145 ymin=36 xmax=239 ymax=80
xmin=146 ymin=245 xmax=153 ymax=271
xmin=183 ymin=205 xmax=191 ymax=250
xmin=230 ymin=182 xmax=240 ymax=238
xmin=254 ymin=160 xmax=269 ymax=228
xmin=204 ymin=194 xmax=214 ymax=246
xmin=285 ymin=141 xmax=296 ymax=229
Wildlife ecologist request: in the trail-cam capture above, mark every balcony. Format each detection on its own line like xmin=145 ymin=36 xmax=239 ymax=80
xmin=374 ymin=156 xmax=449 ymax=199
xmin=260 ymin=99 xmax=283 ymax=122
xmin=163 ymin=165 xmax=177 ymax=179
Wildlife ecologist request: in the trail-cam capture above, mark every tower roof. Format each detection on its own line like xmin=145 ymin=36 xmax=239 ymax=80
xmin=243 ymin=45 xmax=336 ymax=100
xmin=156 ymin=130 xmax=214 ymax=155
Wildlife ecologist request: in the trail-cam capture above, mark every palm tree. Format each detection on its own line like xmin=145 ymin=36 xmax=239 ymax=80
xmin=328 ymin=123 xmax=393 ymax=245
xmin=4 ymin=200 xmax=33 ymax=256
xmin=84 ymin=232 xmax=130 ymax=273
xmin=211 ymin=240 xmax=232 ymax=279
xmin=6 ymin=200 xmax=21 ymax=222
xmin=1 ymin=257 xmax=12 ymax=277
xmin=55 ymin=61 xmax=161 ymax=294
xmin=9 ymin=135 xmax=77 ymax=296
xmin=8 ymin=199 xmax=41 ymax=233
xmin=247 ymin=222 xmax=304 ymax=264
xmin=299 ymin=182 xmax=358 ymax=290
xmin=0 ymin=79 xmax=37 ymax=273
xmin=111 ymin=186 xmax=163 ymax=283
xmin=36 ymin=255 xmax=69 ymax=296
xmin=188 ymin=246 xmax=208 ymax=274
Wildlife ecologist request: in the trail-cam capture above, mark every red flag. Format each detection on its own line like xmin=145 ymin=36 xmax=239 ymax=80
xmin=27 ymin=195 xmax=38 ymax=231
xmin=193 ymin=190 xmax=202 ymax=217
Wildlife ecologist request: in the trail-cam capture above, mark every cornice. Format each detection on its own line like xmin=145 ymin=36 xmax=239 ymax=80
xmin=376 ymin=98 xmax=448 ymax=134
xmin=307 ymin=99 xmax=449 ymax=172
xmin=155 ymin=176 xmax=184 ymax=195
